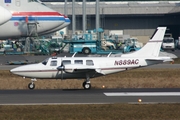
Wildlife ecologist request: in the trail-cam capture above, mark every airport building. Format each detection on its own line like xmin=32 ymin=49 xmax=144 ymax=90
xmin=43 ymin=1 xmax=180 ymax=43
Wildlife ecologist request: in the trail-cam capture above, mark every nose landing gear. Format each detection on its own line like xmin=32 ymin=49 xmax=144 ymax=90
xmin=28 ymin=78 xmax=36 ymax=90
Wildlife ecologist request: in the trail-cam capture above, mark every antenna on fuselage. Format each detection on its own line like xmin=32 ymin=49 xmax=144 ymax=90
xmin=107 ymin=52 xmax=112 ymax=57
xmin=72 ymin=52 xmax=77 ymax=57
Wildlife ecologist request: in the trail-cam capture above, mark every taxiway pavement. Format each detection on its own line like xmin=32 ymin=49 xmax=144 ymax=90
xmin=0 ymin=88 xmax=180 ymax=105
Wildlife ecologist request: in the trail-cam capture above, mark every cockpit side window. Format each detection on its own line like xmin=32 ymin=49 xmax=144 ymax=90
xmin=42 ymin=58 xmax=49 ymax=65
xmin=50 ymin=60 xmax=57 ymax=66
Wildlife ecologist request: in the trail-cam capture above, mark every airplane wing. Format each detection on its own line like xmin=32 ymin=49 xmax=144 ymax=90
xmin=57 ymin=64 xmax=105 ymax=75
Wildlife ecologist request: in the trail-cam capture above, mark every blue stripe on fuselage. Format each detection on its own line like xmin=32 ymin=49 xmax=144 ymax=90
xmin=11 ymin=16 xmax=65 ymax=21
xmin=65 ymin=19 xmax=71 ymax=22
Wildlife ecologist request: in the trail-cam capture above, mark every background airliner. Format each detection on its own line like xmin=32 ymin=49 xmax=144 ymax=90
xmin=0 ymin=5 xmax=12 ymax=25
xmin=10 ymin=27 xmax=176 ymax=90
xmin=0 ymin=0 xmax=70 ymax=39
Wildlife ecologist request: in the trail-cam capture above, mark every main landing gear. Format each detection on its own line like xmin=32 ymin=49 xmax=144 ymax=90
xmin=82 ymin=81 xmax=91 ymax=90
xmin=28 ymin=78 xmax=36 ymax=90
xmin=82 ymin=74 xmax=91 ymax=90
xmin=27 ymin=75 xmax=92 ymax=90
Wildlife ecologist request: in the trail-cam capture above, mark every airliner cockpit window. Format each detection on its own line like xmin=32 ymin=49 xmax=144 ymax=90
xmin=42 ymin=58 xmax=49 ymax=65
xmin=28 ymin=0 xmax=40 ymax=2
xmin=28 ymin=0 xmax=34 ymax=2
xmin=30 ymin=0 xmax=46 ymax=6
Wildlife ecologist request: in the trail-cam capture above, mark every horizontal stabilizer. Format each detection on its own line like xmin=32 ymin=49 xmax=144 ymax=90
xmin=146 ymin=57 xmax=173 ymax=62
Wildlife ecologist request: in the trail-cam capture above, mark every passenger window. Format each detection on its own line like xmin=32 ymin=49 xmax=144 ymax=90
xmin=86 ymin=60 xmax=94 ymax=66
xmin=50 ymin=60 xmax=57 ymax=66
xmin=75 ymin=60 xmax=83 ymax=64
xmin=62 ymin=60 xmax=71 ymax=65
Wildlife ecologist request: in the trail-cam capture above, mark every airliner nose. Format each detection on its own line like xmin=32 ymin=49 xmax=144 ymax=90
xmin=63 ymin=15 xmax=71 ymax=26
xmin=0 ymin=6 xmax=12 ymax=25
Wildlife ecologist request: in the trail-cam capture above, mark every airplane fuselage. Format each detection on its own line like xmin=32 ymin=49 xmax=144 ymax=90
xmin=10 ymin=57 xmax=163 ymax=79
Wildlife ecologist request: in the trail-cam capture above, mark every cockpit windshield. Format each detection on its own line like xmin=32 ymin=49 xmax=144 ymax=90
xmin=28 ymin=0 xmax=37 ymax=2
xmin=28 ymin=0 xmax=46 ymax=6
xmin=42 ymin=58 xmax=49 ymax=65
xmin=28 ymin=0 xmax=42 ymax=3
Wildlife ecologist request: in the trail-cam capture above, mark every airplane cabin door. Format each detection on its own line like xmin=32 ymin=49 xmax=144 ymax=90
xmin=49 ymin=59 xmax=59 ymax=78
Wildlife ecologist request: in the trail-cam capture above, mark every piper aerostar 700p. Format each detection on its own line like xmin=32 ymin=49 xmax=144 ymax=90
xmin=10 ymin=27 xmax=175 ymax=90
xmin=0 ymin=0 xmax=70 ymax=39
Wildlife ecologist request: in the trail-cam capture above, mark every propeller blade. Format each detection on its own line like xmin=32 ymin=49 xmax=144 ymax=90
xmin=61 ymin=69 xmax=63 ymax=80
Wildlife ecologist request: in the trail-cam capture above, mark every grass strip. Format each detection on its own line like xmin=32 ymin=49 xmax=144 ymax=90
xmin=1 ymin=68 xmax=180 ymax=89
xmin=0 ymin=104 xmax=180 ymax=120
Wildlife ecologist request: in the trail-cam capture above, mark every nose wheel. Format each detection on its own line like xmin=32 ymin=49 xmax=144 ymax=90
xmin=28 ymin=83 xmax=35 ymax=90
xmin=28 ymin=78 xmax=36 ymax=90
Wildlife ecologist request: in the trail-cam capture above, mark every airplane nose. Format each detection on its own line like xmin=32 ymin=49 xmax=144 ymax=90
xmin=10 ymin=67 xmax=21 ymax=74
xmin=0 ymin=6 xmax=12 ymax=25
xmin=10 ymin=68 xmax=17 ymax=74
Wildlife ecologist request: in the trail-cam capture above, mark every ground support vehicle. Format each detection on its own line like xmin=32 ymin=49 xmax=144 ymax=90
xmin=62 ymin=39 xmax=122 ymax=54
xmin=161 ymin=37 xmax=175 ymax=51
xmin=60 ymin=28 xmax=143 ymax=55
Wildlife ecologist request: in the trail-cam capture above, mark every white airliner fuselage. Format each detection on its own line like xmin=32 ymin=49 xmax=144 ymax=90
xmin=0 ymin=6 xmax=12 ymax=25
xmin=10 ymin=27 xmax=175 ymax=90
xmin=0 ymin=0 xmax=70 ymax=39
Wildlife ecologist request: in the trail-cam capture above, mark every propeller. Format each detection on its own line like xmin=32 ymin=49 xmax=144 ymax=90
xmin=57 ymin=59 xmax=65 ymax=80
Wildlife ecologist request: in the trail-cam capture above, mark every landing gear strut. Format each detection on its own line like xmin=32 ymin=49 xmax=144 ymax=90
xmin=82 ymin=74 xmax=91 ymax=90
xmin=28 ymin=78 xmax=36 ymax=90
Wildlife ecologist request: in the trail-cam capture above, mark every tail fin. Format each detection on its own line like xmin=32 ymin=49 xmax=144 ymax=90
xmin=121 ymin=27 xmax=166 ymax=57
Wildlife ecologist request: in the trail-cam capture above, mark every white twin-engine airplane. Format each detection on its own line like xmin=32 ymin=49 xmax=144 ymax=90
xmin=10 ymin=27 xmax=175 ymax=90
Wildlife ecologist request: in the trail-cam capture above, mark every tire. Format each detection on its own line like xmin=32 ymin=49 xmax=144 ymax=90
xmin=82 ymin=81 xmax=86 ymax=87
xmin=28 ymin=83 xmax=35 ymax=90
xmin=83 ymin=82 xmax=91 ymax=90
xmin=82 ymin=47 xmax=91 ymax=55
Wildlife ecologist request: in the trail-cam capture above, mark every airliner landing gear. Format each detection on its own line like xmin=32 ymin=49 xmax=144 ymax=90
xmin=28 ymin=78 xmax=36 ymax=90
xmin=83 ymin=74 xmax=91 ymax=90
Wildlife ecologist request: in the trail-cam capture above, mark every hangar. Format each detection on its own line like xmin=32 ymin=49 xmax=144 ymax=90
xmin=43 ymin=1 xmax=180 ymax=42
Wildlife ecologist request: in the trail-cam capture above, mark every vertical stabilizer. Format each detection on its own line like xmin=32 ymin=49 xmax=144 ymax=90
xmin=121 ymin=27 xmax=166 ymax=57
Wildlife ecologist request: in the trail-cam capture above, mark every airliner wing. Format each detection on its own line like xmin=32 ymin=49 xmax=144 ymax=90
xmin=60 ymin=64 xmax=105 ymax=74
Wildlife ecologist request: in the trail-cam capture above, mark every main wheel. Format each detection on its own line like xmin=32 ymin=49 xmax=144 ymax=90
xmin=28 ymin=83 xmax=35 ymax=90
xmin=82 ymin=47 xmax=91 ymax=55
xmin=82 ymin=82 xmax=91 ymax=90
